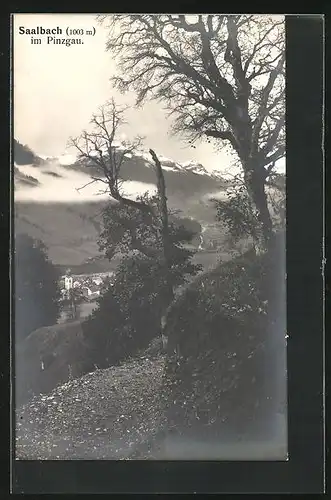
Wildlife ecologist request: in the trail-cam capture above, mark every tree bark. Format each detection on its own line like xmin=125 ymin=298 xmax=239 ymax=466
xmin=149 ymin=149 xmax=175 ymax=335
xmin=149 ymin=150 xmax=172 ymax=271
xmin=243 ymin=160 xmax=274 ymax=252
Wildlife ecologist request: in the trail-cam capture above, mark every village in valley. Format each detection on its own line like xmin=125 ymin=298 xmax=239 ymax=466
xmin=58 ymin=270 xmax=115 ymax=323
xmin=59 ymin=270 xmax=115 ymax=301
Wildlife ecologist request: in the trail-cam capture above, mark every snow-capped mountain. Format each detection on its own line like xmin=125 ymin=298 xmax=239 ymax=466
xmin=14 ymin=140 xmax=229 ymax=270
xmin=181 ymin=160 xmax=209 ymax=176
xmin=14 ymin=140 xmax=284 ymax=272
xmin=38 ymin=153 xmax=78 ymax=166
xmin=14 ymin=139 xmax=228 ymax=203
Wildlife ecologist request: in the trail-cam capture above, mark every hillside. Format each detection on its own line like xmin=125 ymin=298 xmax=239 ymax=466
xmin=14 ymin=139 xmax=45 ymax=166
xmin=15 ymin=320 xmax=88 ymax=407
xmin=15 ymin=201 xmax=108 ymax=266
xmin=15 ymin=200 xmax=226 ymax=271
xmin=15 ymin=232 xmax=286 ymax=461
xmin=16 ymin=355 xmax=166 ymax=460
xmin=16 ymin=351 xmax=286 ymax=460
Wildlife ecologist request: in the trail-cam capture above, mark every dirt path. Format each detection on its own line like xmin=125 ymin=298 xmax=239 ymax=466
xmin=16 ymin=356 xmax=166 ymax=460
xmin=15 ymin=353 xmax=287 ymax=461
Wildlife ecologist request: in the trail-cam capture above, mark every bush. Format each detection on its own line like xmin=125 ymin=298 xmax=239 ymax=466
xmin=214 ymin=183 xmax=262 ymax=249
xmin=15 ymin=234 xmax=61 ymax=341
xmin=82 ymin=255 xmax=176 ymax=370
xmin=82 ymin=198 xmax=202 ymax=370
xmin=162 ymin=231 xmax=286 ymax=439
xmin=214 ymin=179 xmax=286 ymax=251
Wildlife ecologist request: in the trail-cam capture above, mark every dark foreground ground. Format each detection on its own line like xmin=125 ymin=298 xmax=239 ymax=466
xmin=15 ymin=354 xmax=287 ymax=461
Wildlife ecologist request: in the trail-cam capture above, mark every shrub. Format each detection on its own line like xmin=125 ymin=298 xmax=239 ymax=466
xmin=15 ymin=234 xmax=61 ymax=341
xmin=82 ymin=197 xmax=202 ymax=370
xmin=81 ymin=254 xmax=187 ymax=370
xmin=162 ymin=231 xmax=286 ymax=439
xmin=214 ymin=179 xmax=286 ymax=252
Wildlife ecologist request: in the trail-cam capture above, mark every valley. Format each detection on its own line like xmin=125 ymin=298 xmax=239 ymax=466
xmin=14 ymin=140 xmax=233 ymax=272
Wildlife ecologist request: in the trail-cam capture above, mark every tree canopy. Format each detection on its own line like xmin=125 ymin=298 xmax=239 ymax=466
xmin=99 ymin=14 xmax=285 ymax=247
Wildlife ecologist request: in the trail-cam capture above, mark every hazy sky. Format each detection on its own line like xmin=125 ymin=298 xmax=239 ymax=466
xmin=13 ymin=14 xmax=285 ymax=175
xmin=13 ymin=13 xmax=232 ymax=173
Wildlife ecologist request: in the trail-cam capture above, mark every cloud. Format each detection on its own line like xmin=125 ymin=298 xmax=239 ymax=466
xmin=14 ymin=162 xmax=157 ymax=203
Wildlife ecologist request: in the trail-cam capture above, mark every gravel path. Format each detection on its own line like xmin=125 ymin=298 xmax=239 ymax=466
xmin=15 ymin=353 xmax=287 ymax=461
xmin=15 ymin=355 xmax=166 ymax=460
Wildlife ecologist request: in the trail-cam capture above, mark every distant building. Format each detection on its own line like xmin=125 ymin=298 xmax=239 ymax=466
xmin=81 ymin=285 xmax=100 ymax=300
xmin=81 ymin=286 xmax=91 ymax=298
xmin=92 ymin=277 xmax=103 ymax=286
xmin=64 ymin=275 xmax=73 ymax=290
xmin=89 ymin=284 xmax=101 ymax=297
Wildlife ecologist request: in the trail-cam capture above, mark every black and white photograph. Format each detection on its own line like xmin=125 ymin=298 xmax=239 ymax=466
xmin=13 ymin=13 xmax=287 ymax=461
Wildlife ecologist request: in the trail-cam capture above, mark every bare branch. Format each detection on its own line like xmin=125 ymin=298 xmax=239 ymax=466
xmin=205 ymin=129 xmax=239 ymax=153
xmin=99 ymin=14 xmax=285 ymax=246
xmin=251 ymin=53 xmax=285 ymax=155
xmin=69 ymin=100 xmax=155 ymax=215
xmin=75 ymin=176 xmax=107 ymax=193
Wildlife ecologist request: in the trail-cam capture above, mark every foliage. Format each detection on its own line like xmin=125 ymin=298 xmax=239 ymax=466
xmin=214 ymin=174 xmax=285 ymax=248
xmin=266 ymin=173 xmax=286 ymax=231
xmin=82 ymin=250 xmax=201 ymax=370
xmin=214 ymin=182 xmax=262 ymax=248
xmin=61 ymin=287 xmax=89 ymax=321
xmin=98 ymin=194 xmax=201 ymax=261
xmin=83 ymin=167 xmax=201 ymax=371
xmin=162 ymin=231 xmax=286 ymax=437
xmin=15 ymin=233 xmax=61 ymax=341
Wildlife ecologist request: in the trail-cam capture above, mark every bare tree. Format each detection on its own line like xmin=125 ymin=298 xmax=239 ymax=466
xmin=69 ymin=98 xmax=148 ymax=211
xmin=98 ymin=14 xmax=285 ymax=250
xmin=68 ymin=99 xmax=176 ymax=316
xmin=69 ymin=100 xmax=184 ymax=256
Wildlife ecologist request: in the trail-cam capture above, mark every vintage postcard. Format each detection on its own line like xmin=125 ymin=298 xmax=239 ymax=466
xmin=13 ymin=13 xmax=288 ymax=462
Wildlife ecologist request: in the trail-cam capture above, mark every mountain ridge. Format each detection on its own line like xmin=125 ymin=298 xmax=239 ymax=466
xmin=13 ymin=141 xmax=284 ymax=272
xmin=14 ymin=141 xmax=230 ymax=270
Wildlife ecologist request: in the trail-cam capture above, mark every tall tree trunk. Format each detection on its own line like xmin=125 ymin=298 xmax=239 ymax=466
xmin=243 ymin=160 xmax=274 ymax=252
xmin=149 ymin=149 xmax=174 ymax=341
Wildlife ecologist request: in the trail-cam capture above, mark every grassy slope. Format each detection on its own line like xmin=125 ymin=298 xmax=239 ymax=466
xmin=14 ymin=201 xmax=108 ymax=266
xmin=14 ymin=199 xmax=226 ymax=271
xmin=15 ymin=320 xmax=89 ymax=407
